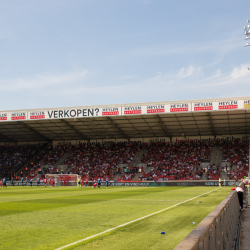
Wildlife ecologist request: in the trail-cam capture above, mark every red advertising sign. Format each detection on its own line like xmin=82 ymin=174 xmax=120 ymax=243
xmin=30 ymin=112 xmax=45 ymax=119
xmin=170 ymin=104 xmax=189 ymax=112
xmin=124 ymin=106 xmax=141 ymax=115
xmin=218 ymin=101 xmax=238 ymax=110
xmin=194 ymin=107 xmax=213 ymax=111
xmin=147 ymin=105 xmax=165 ymax=113
xmin=194 ymin=102 xmax=213 ymax=111
xmin=170 ymin=107 xmax=188 ymax=112
xmin=102 ymin=108 xmax=119 ymax=116
xmin=102 ymin=111 xmax=119 ymax=115
xmin=11 ymin=113 xmax=26 ymax=120
xmin=0 ymin=113 xmax=7 ymax=121
xmin=124 ymin=110 xmax=141 ymax=114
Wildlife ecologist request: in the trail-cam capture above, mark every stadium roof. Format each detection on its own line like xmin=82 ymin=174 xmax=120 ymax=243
xmin=0 ymin=96 xmax=250 ymax=143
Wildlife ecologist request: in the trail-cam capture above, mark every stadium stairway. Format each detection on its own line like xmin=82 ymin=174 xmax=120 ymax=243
xmin=54 ymin=151 xmax=71 ymax=168
xmin=211 ymin=147 xmax=223 ymax=166
xmin=113 ymin=149 xmax=148 ymax=181
xmin=220 ymin=171 xmax=228 ymax=180
xmin=131 ymin=149 xmax=147 ymax=167
xmin=131 ymin=149 xmax=147 ymax=181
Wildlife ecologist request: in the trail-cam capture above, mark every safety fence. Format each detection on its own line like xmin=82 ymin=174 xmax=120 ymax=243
xmin=174 ymin=184 xmax=244 ymax=250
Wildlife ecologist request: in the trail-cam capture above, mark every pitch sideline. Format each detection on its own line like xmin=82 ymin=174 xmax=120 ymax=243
xmin=55 ymin=187 xmax=222 ymax=250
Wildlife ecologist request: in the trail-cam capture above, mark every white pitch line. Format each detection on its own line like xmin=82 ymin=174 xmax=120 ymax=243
xmin=55 ymin=188 xmax=221 ymax=250
xmin=116 ymin=199 xmax=184 ymax=202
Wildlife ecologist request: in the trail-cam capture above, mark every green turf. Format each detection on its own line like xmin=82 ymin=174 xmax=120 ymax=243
xmin=0 ymin=186 xmax=232 ymax=250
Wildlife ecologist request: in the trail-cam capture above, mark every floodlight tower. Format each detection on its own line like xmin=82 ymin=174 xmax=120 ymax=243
xmin=245 ymin=20 xmax=250 ymax=203
xmin=245 ymin=20 xmax=250 ymax=71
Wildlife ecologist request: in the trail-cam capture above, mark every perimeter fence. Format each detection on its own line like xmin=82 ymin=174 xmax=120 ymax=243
xmin=174 ymin=183 xmax=244 ymax=250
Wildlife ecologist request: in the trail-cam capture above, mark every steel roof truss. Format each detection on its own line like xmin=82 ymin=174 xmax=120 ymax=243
xmin=157 ymin=115 xmax=172 ymax=138
xmin=60 ymin=119 xmax=90 ymax=141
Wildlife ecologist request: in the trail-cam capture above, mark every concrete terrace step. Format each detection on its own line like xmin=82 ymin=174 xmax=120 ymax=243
xmin=54 ymin=151 xmax=71 ymax=168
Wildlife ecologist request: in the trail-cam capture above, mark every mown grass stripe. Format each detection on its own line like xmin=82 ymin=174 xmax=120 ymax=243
xmin=55 ymin=187 xmax=221 ymax=250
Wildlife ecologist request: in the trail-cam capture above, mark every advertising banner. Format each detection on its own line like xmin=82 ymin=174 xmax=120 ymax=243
xmin=170 ymin=103 xmax=190 ymax=112
xmin=218 ymin=101 xmax=238 ymax=110
xmin=0 ymin=98 xmax=248 ymax=122
xmin=0 ymin=113 xmax=7 ymax=121
xmin=146 ymin=104 xmax=165 ymax=114
xmin=102 ymin=107 xmax=121 ymax=116
xmin=29 ymin=111 xmax=45 ymax=120
xmin=11 ymin=112 xmax=26 ymax=120
xmin=122 ymin=106 xmax=142 ymax=115
xmin=193 ymin=102 xmax=213 ymax=111
xmin=244 ymin=100 xmax=250 ymax=109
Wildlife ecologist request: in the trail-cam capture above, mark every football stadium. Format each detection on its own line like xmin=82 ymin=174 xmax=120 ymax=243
xmin=0 ymin=96 xmax=249 ymax=250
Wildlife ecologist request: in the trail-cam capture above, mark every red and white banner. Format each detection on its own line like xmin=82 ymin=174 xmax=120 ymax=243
xmin=0 ymin=99 xmax=247 ymax=122
xmin=193 ymin=102 xmax=213 ymax=111
xmin=123 ymin=106 xmax=142 ymax=115
xmin=218 ymin=101 xmax=238 ymax=110
xmin=0 ymin=113 xmax=7 ymax=121
xmin=170 ymin=104 xmax=189 ymax=112
xmin=30 ymin=112 xmax=45 ymax=119
xmin=102 ymin=108 xmax=120 ymax=116
xmin=147 ymin=105 xmax=165 ymax=113
xmin=11 ymin=113 xmax=26 ymax=120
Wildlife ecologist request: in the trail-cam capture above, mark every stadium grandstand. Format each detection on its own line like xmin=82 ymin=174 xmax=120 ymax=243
xmin=0 ymin=96 xmax=249 ymax=183
xmin=1 ymin=96 xmax=250 ymax=250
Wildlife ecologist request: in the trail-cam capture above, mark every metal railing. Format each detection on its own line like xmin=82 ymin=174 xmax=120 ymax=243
xmin=174 ymin=184 xmax=244 ymax=250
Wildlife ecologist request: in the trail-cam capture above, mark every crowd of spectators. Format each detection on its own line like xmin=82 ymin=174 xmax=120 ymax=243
xmin=0 ymin=144 xmax=45 ymax=180
xmin=139 ymin=142 xmax=211 ymax=181
xmin=38 ymin=144 xmax=71 ymax=166
xmin=202 ymin=165 xmax=221 ymax=180
xmin=64 ymin=142 xmax=139 ymax=181
xmin=221 ymin=140 xmax=249 ymax=180
xmin=1 ymin=139 xmax=249 ymax=182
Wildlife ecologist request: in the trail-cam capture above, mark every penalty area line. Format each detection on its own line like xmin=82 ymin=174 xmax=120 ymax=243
xmin=55 ymin=187 xmax=221 ymax=250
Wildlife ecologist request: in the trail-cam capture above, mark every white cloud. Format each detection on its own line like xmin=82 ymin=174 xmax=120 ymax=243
xmin=230 ymin=64 xmax=250 ymax=79
xmin=0 ymin=70 xmax=88 ymax=90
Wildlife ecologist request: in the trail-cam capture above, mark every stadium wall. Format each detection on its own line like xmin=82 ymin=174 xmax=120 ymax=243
xmin=0 ymin=135 xmax=247 ymax=146
xmin=5 ymin=180 xmax=241 ymax=187
xmin=51 ymin=134 xmax=249 ymax=146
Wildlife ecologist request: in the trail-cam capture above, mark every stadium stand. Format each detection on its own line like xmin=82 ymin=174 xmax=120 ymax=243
xmin=0 ymin=144 xmax=46 ymax=180
xmin=1 ymin=139 xmax=249 ymax=182
xmin=138 ymin=142 xmax=211 ymax=181
xmin=40 ymin=142 xmax=140 ymax=181
xmin=221 ymin=139 xmax=249 ymax=180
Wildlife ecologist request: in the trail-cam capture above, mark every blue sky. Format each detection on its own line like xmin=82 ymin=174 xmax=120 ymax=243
xmin=0 ymin=0 xmax=249 ymax=110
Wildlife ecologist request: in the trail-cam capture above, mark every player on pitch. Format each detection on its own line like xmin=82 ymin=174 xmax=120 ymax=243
xmin=78 ymin=176 xmax=81 ymax=188
xmin=97 ymin=178 xmax=101 ymax=189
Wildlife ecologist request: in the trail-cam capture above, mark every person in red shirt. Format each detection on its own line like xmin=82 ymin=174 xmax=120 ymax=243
xmin=44 ymin=178 xmax=47 ymax=187
xmin=85 ymin=178 xmax=88 ymax=187
xmin=0 ymin=179 xmax=2 ymax=188
xmin=81 ymin=179 xmax=84 ymax=188
xmin=231 ymin=186 xmax=244 ymax=210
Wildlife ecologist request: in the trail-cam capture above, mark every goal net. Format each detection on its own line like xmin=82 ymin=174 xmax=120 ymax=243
xmin=44 ymin=174 xmax=79 ymax=186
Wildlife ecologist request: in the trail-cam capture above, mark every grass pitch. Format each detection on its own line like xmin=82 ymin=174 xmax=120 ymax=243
xmin=0 ymin=185 xmax=232 ymax=250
